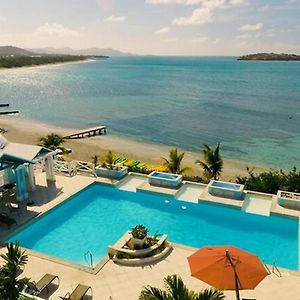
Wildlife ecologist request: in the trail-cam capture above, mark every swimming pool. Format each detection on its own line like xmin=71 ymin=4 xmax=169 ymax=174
xmin=6 ymin=183 xmax=299 ymax=270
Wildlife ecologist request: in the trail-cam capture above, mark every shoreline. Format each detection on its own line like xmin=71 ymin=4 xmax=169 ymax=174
xmin=0 ymin=58 xmax=96 ymax=72
xmin=0 ymin=116 xmax=269 ymax=180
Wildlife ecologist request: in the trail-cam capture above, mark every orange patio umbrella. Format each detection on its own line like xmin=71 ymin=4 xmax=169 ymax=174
xmin=188 ymin=246 xmax=269 ymax=300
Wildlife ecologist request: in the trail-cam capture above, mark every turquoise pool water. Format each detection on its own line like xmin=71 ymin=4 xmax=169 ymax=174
xmin=6 ymin=183 xmax=299 ymax=270
xmin=151 ymin=172 xmax=179 ymax=180
xmin=211 ymin=181 xmax=243 ymax=190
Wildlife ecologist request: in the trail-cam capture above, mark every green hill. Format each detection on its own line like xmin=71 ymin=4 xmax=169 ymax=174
xmin=0 ymin=46 xmax=37 ymax=57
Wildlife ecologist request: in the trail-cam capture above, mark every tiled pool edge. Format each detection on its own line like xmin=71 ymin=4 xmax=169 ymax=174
xmin=19 ymin=247 xmax=110 ymax=275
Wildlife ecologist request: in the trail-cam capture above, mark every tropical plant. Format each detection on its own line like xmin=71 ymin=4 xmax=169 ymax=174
xmin=101 ymin=150 xmax=115 ymax=169
xmin=139 ymin=274 xmax=225 ymax=300
xmin=236 ymin=166 xmax=300 ymax=194
xmin=0 ymin=243 xmax=29 ymax=300
xmin=38 ymin=133 xmax=64 ymax=150
xmin=131 ymin=224 xmax=148 ymax=239
xmin=196 ymin=144 xmax=223 ymax=181
xmin=162 ymin=148 xmax=190 ymax=174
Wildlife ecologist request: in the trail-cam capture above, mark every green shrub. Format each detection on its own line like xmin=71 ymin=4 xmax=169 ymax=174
xmin=131 ymin=224 xmax=148 ymax=239
xmin=236 ymin=167 xmax=300 ymax=194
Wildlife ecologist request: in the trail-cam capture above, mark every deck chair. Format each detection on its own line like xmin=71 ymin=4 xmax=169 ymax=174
xmin=60 ymin=284 xmax=92 ymax=300
xmin=26 ymin=273 xmax=59 ymax=296
xmin=0 ymin=213 xmax=16 ymax=228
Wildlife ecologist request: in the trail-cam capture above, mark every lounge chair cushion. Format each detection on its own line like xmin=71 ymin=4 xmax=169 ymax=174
xmin=27 ymin=273 xmax=59 ymax=295
xmin=60 ymin=284 xmax=92 ymax=300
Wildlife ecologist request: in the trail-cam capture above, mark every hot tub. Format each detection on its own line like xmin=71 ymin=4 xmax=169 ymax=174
xmin=208 ymin=180 xmax=244 ymax=199
xmin=148 ymin=171 xmax=182 ymax=189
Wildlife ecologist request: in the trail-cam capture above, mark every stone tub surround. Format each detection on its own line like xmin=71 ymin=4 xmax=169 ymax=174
xmin=207 ymin=180 xmax=244 ymax=200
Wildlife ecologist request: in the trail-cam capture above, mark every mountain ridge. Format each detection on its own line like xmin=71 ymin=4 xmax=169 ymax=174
xmin=26 ymin=47 xmax=134 ymax=57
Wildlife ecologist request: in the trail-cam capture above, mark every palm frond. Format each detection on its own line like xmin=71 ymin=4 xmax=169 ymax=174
xmin=194 ymin=288 xmax=225 ymax=300
xmin=139 ymin=286 xmax=170 ymax=300
xmin=164 ymin=275 xmax=195 ymax=300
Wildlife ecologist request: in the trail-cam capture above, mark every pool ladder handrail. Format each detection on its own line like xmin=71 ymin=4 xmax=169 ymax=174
xmin=271 ymin=262 xmax=282 ymax=277
xmin=84 ymin=250 xmax=94 ymax=269
xmin=263 ymin=261 xmax=282 ymax=278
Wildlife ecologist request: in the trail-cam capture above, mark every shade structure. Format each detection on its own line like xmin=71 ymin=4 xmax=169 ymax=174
xmin=188 ymin=246 xmax=269 ymax=300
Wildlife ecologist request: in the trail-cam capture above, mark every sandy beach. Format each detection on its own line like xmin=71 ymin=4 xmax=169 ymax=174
xmin=0 ymin=116 xmax=269 ymax=180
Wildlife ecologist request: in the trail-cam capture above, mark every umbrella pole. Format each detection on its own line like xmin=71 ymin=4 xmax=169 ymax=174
xmin=226 ymin=251 xmax=241 ymax=300
xmin=234 ymin=273 xmax=241 ymax=300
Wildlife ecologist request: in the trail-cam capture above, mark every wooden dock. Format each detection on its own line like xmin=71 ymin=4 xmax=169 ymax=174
xmin=63 ymin=126 xmax=107 ymax=139
xmin=0 ymin=110 xmax=19 ymax=115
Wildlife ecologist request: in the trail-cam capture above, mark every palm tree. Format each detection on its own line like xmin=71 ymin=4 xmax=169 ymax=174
xmin=162 ymin=148 xmax=189 ymax=174
xmin=139 ymin=274 xmax=225 ymax=300
xmin=196 ymin=143 xmax=223 ymax=180
xmin=38 ymin=133 xmax=64 ymax=150
xmin=0 ymin=243 xmax=29 ymax=300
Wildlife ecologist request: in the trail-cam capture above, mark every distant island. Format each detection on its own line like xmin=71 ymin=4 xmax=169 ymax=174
xmin=238 ymin=53 xmax=300 ymax=61
xmin=0 ymin=46 xmax=108 ymax=69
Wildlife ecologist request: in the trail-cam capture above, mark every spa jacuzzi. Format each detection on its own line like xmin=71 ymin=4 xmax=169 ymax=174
xmin=208 ymin=180 xmax=244 ymax=199
xmin=148 ymin=171 xmax=182 ymax=188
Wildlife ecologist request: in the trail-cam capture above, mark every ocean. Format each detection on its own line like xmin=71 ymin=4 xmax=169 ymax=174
xmin=0 ymin=56 xmax=299 ymax=169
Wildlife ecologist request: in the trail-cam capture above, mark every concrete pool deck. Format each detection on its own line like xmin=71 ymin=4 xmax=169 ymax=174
xmin=1 ymin=239 xmax=300 ymax=300
xmin=1 ymin=173 xmax=300 ymax=299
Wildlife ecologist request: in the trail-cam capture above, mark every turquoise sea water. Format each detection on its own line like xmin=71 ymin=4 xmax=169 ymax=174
xmin=6 ymin=183 xmax=299 ymax=269
xmin=0 ymin=56 xmax=300 ymax=168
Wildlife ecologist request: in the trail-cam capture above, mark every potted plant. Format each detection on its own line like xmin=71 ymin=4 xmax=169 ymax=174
xmin=130 ymin=224 xmax=148 ymax=248
xmin=95 ymin=151 xmax=128 ymax=179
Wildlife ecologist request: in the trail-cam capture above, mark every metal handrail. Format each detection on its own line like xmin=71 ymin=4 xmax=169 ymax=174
xmin=272 ymin=262 xmax=282 ymax=277
xmin=84 ymin=250 xmax=94 ymax=268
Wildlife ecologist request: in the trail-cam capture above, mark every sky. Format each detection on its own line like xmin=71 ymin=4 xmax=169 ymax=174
xmin=0 ymin=0 xmax=300 ymax=55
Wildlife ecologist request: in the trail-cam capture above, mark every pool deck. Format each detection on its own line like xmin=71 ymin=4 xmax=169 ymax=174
xmin=1 ymin=173 xmax=300 ymax=299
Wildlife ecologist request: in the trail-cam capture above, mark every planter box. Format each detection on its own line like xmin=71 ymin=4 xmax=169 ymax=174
xmin=277 ymin=190 xmax=300 ymax=210
xmin=95 ymin=166 xmax=128 ymax=180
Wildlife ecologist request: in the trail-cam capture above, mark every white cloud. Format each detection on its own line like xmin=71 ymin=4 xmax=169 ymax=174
xmin=97 ymin=0 xmax=115 ymax=11
xmin=35 ymin=23 xmax=79 ymax=37
xmin=155 ymin=26 xmax=170 ymax=35
xmin=146 ymin=0 xmax=202 ymax=5
xmin=104 ymin=15 xmax=126 ymax=22
xmin=173 ymin=0 xmax=226 ymax=25
xmin=239 ymin=22 xmax=263 ymax=31
xmin=229 ymin=0 xmax=245 ymax=5
xmin=191 ymin=36 xmax=208 ymax=42
xmin=161 ymin=37 xmax=178 ymax=42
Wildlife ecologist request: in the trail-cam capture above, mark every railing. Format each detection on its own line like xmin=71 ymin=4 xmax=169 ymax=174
xmin=54 ymin=160 xmax=77 ymax=177
xmin=54 ymin=160 xmax=96 ymax=177
xmin=75 ymin=161 xmax=96 ymax=177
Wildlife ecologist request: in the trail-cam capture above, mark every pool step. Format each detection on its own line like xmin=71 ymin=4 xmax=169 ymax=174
xmin=175 ymin=183 xmax=206 ymax=203
xmin=242 ymin=193 xmax=273 ymax=216
xmin=117 ymin=174 xmax=147 ymax=192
